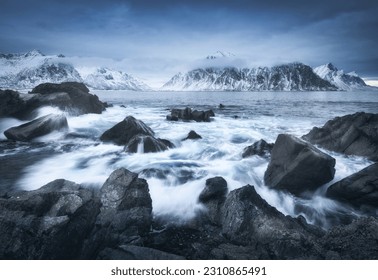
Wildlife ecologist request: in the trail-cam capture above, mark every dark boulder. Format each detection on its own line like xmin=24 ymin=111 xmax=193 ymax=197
xmin=220 ymin=185 xmax=322 ymax=259
xmin=81 ymin=168 xmax=153 ymax=258
xmin=4 ymin=114 xmax=68 ymax=141
xmin=321 ymin=217 xmax=378 ymax=259
xmin=198 ymin=177 xmax=228 ymax=225
xmin=242 ymin=139 xmax=274 ymax=158
xmin=167 ymin=107 xmax=215 ymax=122
xmin=0 ymin=179 xmax=100 ymax=259
xmin=182 ymin=130 xmax=202 ymax=141
xmin=100 ymin=116 xmax=154 ymax=145
xmin=264 ymin=134 xmax=336 ymax=196
xmin=302 ymin=112 xmax=378 ymax=161
xmin=326 ymin=163 xmax=378 ymax=208
xmin=125 ymin=134 xmax=174 ymax=153
xmin=0 ymin=89 xmax=27 ymax=117
xmin=29 ymin=82 xmax=106 ymax=115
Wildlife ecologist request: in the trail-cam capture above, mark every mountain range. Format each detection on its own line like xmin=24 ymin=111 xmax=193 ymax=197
xmin=0 ymin=50 xmax=150 ymax=91
xmin=0 ymin=50 xmax=373 ymax=91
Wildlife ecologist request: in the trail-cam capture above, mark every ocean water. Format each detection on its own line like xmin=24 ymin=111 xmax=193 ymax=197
xmin=1 ymin=90 xmax=377 ymax=228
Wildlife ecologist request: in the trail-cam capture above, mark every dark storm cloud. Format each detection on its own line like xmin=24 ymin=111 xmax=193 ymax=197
xmin=0 ymin=0 xmax=377 ymax=82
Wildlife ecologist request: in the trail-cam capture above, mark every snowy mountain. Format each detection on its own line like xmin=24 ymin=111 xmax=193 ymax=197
xmin=80 ymin=67 xmax=150 ymax=91
xmin=206 ymin=51 xmax=235 ymax=60
xmin=313 ymin=63 xmax=368 ymax=90
xmin=0 ymin=50 xmax=149 ymax=91
xmin=162 ymin=63 xmax=337 ymax=91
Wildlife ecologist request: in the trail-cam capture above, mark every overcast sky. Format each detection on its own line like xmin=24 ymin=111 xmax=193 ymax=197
xmin=1 ymin=0 xmax=378 ymax=86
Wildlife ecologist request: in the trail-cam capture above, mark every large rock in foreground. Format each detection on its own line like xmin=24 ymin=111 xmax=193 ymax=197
xmin=326 ymin=163 xmax=378 ymax=208
xmin=302 ymin=112 xmax=378 ymax=161
xmin=264 ymin=134 xmax=336 ymax=196
xmin=0 ymin=179 xmax=99 ymax=259
xmin=100 ymin=116 xmax=154 ymax=145
xmin=220 ymin=185 xmax=322 ymax=258
xmin=4 ymin=114 xmax=68 ymax=141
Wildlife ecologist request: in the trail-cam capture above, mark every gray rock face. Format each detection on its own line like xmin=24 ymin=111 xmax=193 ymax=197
xmin=302 ymin=112 xmax=378 ymax=161
xmin=125 ymin=134 xmax=174 ymax=153
xmin=100 ymin=116 xmax=154 ymax=145
xmin=198 ymin=177 xmax=228 ymax=225
xmin=242 ymin=139 xmax=274 ymax=158
xmin=4 ymin=114 xmax=68 ymax=141
xmin=326 ymin=163 xmax=378 ymax=208
xmin=0 ymin=179 xmax=99 ymax=259
xmin=97 ymin=168 xmax=152 ymax=236
xmin=98 ymin=245 xmax=185 ymax=260
xmin=221 ymin=185 xmax=322 ymax=259
xmin=264 ymin=134 xmax=336 ymax=196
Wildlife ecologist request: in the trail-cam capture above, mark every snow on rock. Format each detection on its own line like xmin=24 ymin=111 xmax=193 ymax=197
xmin=80 ymin=67 xmax=151 ymax=91
xmin=313 ymin=63 xmax=368 ymax=91
xmin=162 ymin=63 xmax=337 ymax=91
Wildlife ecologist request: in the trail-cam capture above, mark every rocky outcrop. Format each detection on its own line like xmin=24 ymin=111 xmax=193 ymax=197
xmin=0 ymin=82 xmax=106 ymax=118
xmin=242 ymin=139 xmax=274 ymax=158
xmin=4 ymin=114 xmax=68 ymax=141
xmin=326 ymin=163 xmax=378 ymax=208
xmin=264 ymin=134 xmax=336 ymax=196
xmin=29 ymin=82 xmax=106 ymax=115
xmin=182 ymin=130 xmax=202 ymax=141
xmin=166 ymin=107 xmax=215 ymax=122
xmin=302 ymin=112 xmax=378 ymax=161
xmin=0 ymin=179 xmax=100 ymax=259
xmin=100 ymin=116 xmax=154 ymax=146
xmin=100 ymin=116 xmax=174 ymax=153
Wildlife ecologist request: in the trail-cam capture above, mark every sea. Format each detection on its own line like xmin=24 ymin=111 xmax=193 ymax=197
xmin=1 ymin=90 xmax=377 ymax=228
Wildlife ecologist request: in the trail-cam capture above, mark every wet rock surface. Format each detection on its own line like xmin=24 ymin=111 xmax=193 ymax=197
xmin=264 ymin=134 xmax=336 ymax=196
xmin=167 ymin=107 xmax=215 ymax=122
xmin=4 ymin=114 xmax=68 ymax=141
xmin=242 ymin=139 xmax=274 ymax=158
xmin=326 ymin=163 xmax=378 ymax=208
xmin=302 ymin=112 xmax=378 ymax=161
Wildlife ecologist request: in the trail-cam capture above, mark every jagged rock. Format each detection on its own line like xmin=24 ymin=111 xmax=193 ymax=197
xmin=221 ymin=185 xmax=323 ymax=259
xmin=242 ymin=139 xmax=274 ymax=158
xmin=0 ymin=179 xmax=99 ymax=259
xmin=4 ymin=114 xmax=68 ymax=141
xmin=100 ymin=116 xmax=154 ymax=145
xmin=81 ymin=168 xmax=153 ymax=258
xmin=29 ymin=82 xmax=106 ymax=115
xmin=166 ymin=107 xmax=215 ymax=122
xmin=321 ymin=217 xmax=378 ymax=259
xmin=302 ymin=112 xmax=378 ymax=161
xmin=264 ymin=134 xmax=336 ymax=196
xmin=326 ymin=163 xmax=378 ymax=208
xmin=198 ymin=177 xmax=228 ymax=225
xmin=125 ymin=134 xmax=174 ymax=153
xmin=182 ymin=130 xmax=202 ymax=141
xmin=97 ymin=245 xmax=184 ymax=260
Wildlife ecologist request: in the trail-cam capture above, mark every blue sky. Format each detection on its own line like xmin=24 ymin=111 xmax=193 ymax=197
xmin=1 ymin=0 xmax=378 ymax=86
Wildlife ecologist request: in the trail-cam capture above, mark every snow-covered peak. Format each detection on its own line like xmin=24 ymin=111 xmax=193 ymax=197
xmin=314 ymin=63 xmax=367 ymax=90
xmin=79 ymin=67 xmax=151 ymax=91
xmin=206 ymin=51 xmax=235 ymax=60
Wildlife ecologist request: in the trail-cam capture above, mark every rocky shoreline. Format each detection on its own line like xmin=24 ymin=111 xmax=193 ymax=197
xmin=0 ymin=82 xmax=377 ymax=259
